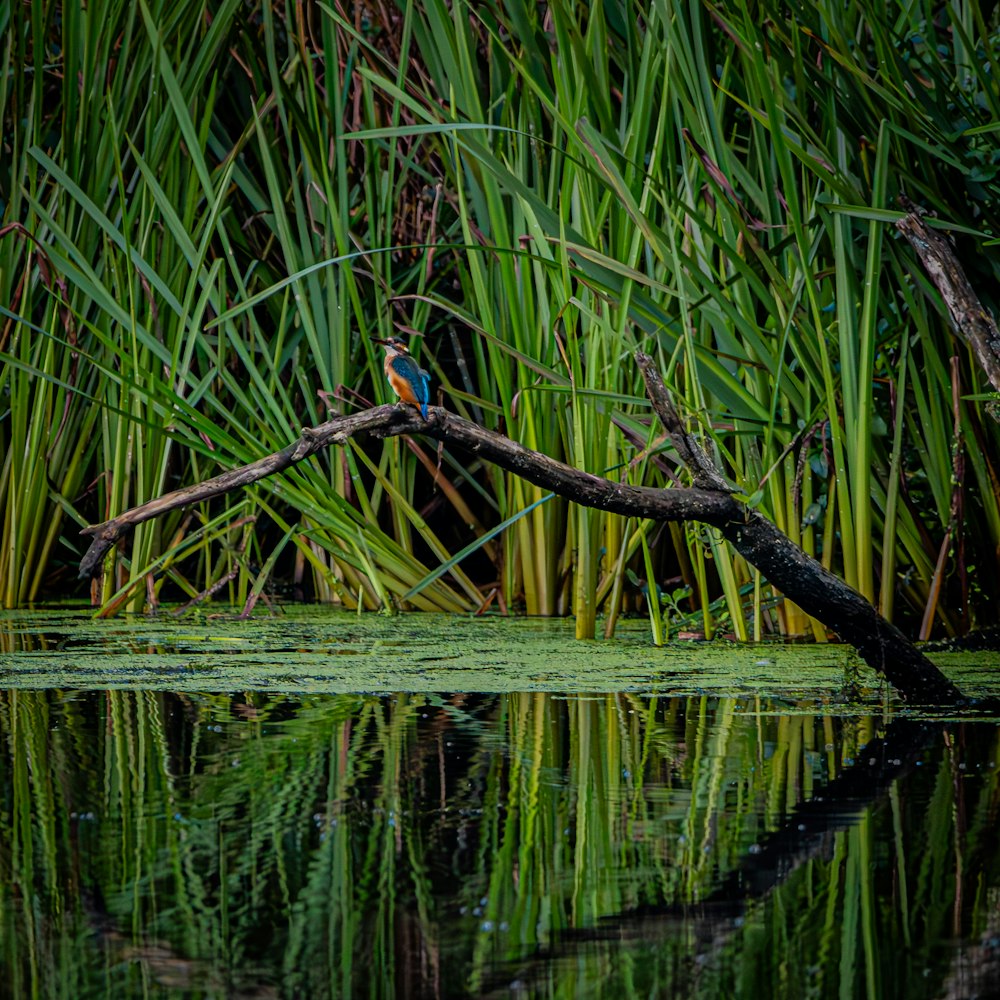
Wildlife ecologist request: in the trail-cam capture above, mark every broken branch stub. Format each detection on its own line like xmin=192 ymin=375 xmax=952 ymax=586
xmin=896 ymin=200 xmax=1000 ymax=411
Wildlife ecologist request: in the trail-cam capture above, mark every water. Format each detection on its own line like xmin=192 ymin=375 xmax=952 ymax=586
xmin=1 ymin=610 xmax=999 ymax=998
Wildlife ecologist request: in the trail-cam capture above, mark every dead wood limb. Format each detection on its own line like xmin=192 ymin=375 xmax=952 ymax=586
xmin=634 ymin=358 xmax=731 ymax=492
xmin=896 ymin=200 xmax=1000 ymax=402
xmin=78 ymin=403 xmax=740 ymax=579
xmin=80 ymin=361 xmax=965 ymax=704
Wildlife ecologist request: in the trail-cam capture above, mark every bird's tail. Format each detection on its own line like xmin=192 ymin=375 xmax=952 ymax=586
xmin=420 ymin=402 xmax=428 ymax=419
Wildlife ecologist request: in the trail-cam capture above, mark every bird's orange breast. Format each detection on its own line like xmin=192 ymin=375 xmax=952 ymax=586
xmin=388 ymin=367 xmax=420 ymax=406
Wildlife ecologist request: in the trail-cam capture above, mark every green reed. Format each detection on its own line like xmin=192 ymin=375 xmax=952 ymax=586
xmin=316 ymin=0 xmax=1000 ymax=636
xmin=2 ymin=1 xmax=999 ymax=638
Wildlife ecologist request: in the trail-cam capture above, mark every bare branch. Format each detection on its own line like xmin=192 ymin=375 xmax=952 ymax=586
xmin=79 ymin=403 xmax=740 ymax=580
xmin=637 ymin=353 xmax=962 ymax=704
xmin=896 ymin=201 xmax=1000 ymax=404
xmin=78 ymin=366 xmax=967 ymax=705
xmin=636 ymin=352 xmax=732 ymax=491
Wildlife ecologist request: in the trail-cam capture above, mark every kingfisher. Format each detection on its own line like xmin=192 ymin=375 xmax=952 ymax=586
xmin=371 ymin=336 xmax=431 ymax=419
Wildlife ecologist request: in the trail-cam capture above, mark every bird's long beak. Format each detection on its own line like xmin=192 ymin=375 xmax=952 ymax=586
xmin=369 ymin=336 xmax=390 ymax=345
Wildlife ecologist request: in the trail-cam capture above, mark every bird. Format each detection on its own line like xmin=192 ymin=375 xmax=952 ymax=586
xmin=370 ymin=336 xmax=431 ymax=419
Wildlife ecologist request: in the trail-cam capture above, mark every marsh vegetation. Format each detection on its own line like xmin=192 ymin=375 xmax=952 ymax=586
xmin=5 ymin=5 xmax=1000 ymax=995
xmin=3 ymin=1 xmax=1000 ymax=645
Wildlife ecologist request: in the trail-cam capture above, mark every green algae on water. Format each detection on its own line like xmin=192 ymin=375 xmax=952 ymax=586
xmin=0 ymin=605 xmax=923 ymax=702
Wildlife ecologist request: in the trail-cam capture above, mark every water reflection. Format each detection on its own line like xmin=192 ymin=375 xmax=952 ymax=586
xmin=0 ymin=691 xmax=997 ymax=998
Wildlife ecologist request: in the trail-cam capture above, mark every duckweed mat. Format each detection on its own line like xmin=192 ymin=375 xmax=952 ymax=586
xmin=0 ymin=607 xmax=995 ymax=704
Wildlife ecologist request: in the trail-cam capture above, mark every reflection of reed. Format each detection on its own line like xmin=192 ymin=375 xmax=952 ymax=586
xmin=0 ymin=618 xmax=53 ymax=654
xmin=0 ymin=690 xmax=997 ymax=998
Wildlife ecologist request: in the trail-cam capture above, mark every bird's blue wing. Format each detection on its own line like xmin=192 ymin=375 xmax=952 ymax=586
xmin=388 ymin=354 xmax=431 ymax=416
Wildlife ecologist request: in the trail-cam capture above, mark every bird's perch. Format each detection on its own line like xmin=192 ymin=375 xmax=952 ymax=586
xmin=80 ymin=355 xmax=964 ymax=706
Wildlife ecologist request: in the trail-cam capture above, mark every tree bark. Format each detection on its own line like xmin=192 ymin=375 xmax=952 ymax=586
xmin=79 ymin=361 xmax=965 ymax=705
xmin=896 ymin=200 xmax=1000 ymax=407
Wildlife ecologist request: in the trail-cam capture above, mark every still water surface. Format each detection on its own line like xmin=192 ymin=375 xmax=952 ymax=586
xmin=0 ymin=612 xmax=998 ymax=998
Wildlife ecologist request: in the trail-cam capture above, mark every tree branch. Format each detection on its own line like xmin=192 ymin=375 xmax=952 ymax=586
xmin=80 ymin=364 xmax=966 ymax=705
xmin=634 ymin=357 xmax=731 ymax=491
xmin=896 ymin=199 xmax=1000 ymax=405
xmin=633 ymin=353 xmax=963 ymax=705
xmin=79 ymin=403 xmax=740 ymax=579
